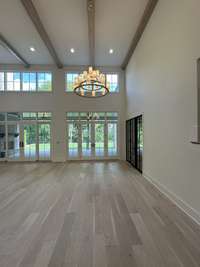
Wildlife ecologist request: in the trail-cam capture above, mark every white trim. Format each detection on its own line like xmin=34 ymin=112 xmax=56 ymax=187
xmin=143 ymin=172 xmax=200 ymax=226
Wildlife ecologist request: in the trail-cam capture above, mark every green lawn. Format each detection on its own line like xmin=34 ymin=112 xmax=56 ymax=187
xmin=24 ymin=142 xmax=116 ymax=151
xmin=24 ymin=143 xmax=50 ymax=151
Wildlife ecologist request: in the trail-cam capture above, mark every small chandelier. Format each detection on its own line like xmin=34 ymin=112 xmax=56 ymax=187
xmin=73 ymin=66 xmax=109 ymax=98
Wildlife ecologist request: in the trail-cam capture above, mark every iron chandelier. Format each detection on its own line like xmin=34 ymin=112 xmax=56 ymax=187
xmin=73 ymin=66 xmax=109 ymax=98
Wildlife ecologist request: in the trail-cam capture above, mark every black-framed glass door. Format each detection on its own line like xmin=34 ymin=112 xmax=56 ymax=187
xmin=126 ymin=115 xmax=143 ymax=173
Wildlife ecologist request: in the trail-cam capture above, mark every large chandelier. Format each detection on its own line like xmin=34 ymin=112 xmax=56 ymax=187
xmin=73 ymin=66 xmax=109 ymax=98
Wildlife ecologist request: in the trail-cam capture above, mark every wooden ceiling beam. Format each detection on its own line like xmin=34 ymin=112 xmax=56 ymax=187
xmin=121 ymin=0 xmax=159 ymax=70
xmin=87 ymin=0 xmax=95 ymax=67
xmin=20 ymin=0 xmax=63 ymax=69
xmin=0 ymin=33 xmax=30 ymax=68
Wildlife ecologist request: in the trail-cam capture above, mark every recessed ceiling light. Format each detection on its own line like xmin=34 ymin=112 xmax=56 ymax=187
xmin=70 ymin=48 xmax=75 ymax=53
xmin=29 ymin=46 xmax=35 ymax=52
xmin=109 ymin=49 xmax=114 ymax=54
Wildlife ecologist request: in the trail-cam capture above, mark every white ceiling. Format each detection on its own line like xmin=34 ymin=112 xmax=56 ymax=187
xmin=0 ymin=0 xmax=148 ymax=67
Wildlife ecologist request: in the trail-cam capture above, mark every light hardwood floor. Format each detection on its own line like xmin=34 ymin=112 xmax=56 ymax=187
xmin=0 ymin=161 xmax=200 ymax=267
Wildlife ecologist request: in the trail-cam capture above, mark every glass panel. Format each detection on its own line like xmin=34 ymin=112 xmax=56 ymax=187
xmin=106 ymin=112 xmax=118 ymax=121
xmin=95 ymin=123 xmax=104 ymax=156
xmin=22 ymin=112 xmax=37 ymax=120
xmin=66 ymin=112 xmax=79 ymax=121
xmin=136 ymin=116 xmax=143 ymax=172
xmin=108 ymin=123 xmax=117 ymax=156
xmin=80 ymin=112 xmax=88 ymax=120
xmin=23 ymin=124 xmax=37 ymax=160
xmin=93 ymin=112 xmax=105 ymax=121
xmin=7 ymin=112 xmax=21 ymax=121
xmin=106 ymin=74 xmax=118 ymax=92
xmin=22 ymin=72 xmax=36 ymax=91
xmin=7 ymin=72 xmax=21 ymax=91
xmin=0 ymin=125 xmax=6 ymax=159
xmin=0 ymin=72 xmax=4 ymax=91
xmin=7 ymin=124 xmax=20 ymax=160
xmin=38 ymin=112 xmax=52 ymax=121
xmin=68 ymin=122 xmax=79 ymax=157
xmin=66 ymin=73 xmax=79 ymax=92
xmin=38 ymin=72 xmax=52 ymax=91
xmin=38 ymin=124 xmax=51 ymax=160
xmin=82 ymin=122 xmax=91 ymax=157
xmin=0 ymin=113 xmax=5 ymax=121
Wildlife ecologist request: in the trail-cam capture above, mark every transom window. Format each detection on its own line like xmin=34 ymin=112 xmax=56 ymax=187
xmin=22 ymin=72 xmax=36 ymax=91
xmin=0 ymin=72 xmax=4 ymax=91
xmin=38 ymin=73 xmax=52 ymax=91
xmin=106 ymin=74 xmax=118 ymax=92
xmin=65 ymin=72 xmax=119 ymax=92
xmin=0 ymin=71 xmax=52 ymax=92
xmin=7 ymin=72 xmax=20 ymax=91
xmin=65 ymin=73 xmax=79 ymax=92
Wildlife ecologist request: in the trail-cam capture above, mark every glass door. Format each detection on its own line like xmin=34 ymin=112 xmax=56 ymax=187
xmin=126 ymin=115 xmax=143 ymax=173
xmin=107 ymin=122 xmax=117 ymax=156
xmin=94 ymin=123 xmax=105 ymax=157
xmin=7 ymin=123 xmax=21 ymax=161
xmin=22 ymin=123 xmax=37 ymax=161
xmin=66 ymin=112 xmax=119 ymax=160
xmin=68 ymin=122 xmax=79 ymax=158
xmin=0 ymin=124 xmax=6 ymax=161
xmin=38 ymin=123 xmax=51 ymax=160
xmin=81 ymin=121 xmax=92 ymax=158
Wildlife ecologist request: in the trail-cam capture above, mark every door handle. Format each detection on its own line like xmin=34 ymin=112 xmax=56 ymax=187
xmin=20 ymin=141 xmax=24 ymax=148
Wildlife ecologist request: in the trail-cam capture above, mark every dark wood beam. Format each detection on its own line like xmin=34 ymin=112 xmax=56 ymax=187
xmin=20 ymin=0 xmax=63 ymax=69
xmin=87 ymin=0 xmax=95 ymax=66
xmin=0 ymin=33 xmax=30 ymax=68
xmin=121 ymin=0 xmax=159 ymax=70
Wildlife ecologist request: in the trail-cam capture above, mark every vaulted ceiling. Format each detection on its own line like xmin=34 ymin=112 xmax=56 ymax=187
xmin=0 ymin=0 xmax=157 ymax=68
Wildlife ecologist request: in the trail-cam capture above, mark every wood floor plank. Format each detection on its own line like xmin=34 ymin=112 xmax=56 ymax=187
xmin=0 ymin=161 xmax=200 ymax=267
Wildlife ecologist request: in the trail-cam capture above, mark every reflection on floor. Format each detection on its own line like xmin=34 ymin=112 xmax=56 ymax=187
xmin=69 ymin=148 xmax=117 ymax=158
xmin=0 ymin=161 xmax=199 ymax=267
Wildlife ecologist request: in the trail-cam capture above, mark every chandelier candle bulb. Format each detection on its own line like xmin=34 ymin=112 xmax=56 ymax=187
xmin=81 ymin=89 xmax=84 ymax=96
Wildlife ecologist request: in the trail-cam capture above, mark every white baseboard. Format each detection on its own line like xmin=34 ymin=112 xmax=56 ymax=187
xmin=143 ymin=172 xmax=200 ymax=226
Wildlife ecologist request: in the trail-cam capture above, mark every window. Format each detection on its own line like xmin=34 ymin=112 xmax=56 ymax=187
xmin=22 ymin=72 xmax=36 ymax=91
xmin=66 ymin=73 xmax=79 ymax=92
xmin=65 ymin=72 xmax=119 ymax=93
xmin=106 ymin=74 xmax=119 ymax=92
xmin=0 ymin=71 xmax=52 ymax=92
xmin=38 ymin=72 xmax=52 ymax=91
xmin=0 ymin=72 xmax=4 ymax=91
xmin=7 ymin=112 xmax=22 ymax=121
xmin=0 ymin=113 xmax=5 ymax=121
xmin=22 ymin=112 xmax=37 ymax=120
xmin=38 ymin=112 xmax=52 ymax=121
xmin=7 ymin=72 xmax=20 ymax=91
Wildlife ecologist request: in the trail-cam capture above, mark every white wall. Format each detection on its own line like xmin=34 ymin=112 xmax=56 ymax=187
xmin=0 ymin=65 xmax=126 ymax=162
xmin=126 ymin=0 xmax=200 ymax=218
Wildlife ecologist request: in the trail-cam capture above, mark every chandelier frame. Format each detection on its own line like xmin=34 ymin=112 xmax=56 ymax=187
xmin=73 ymin=66 xmax=110 ymax=98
